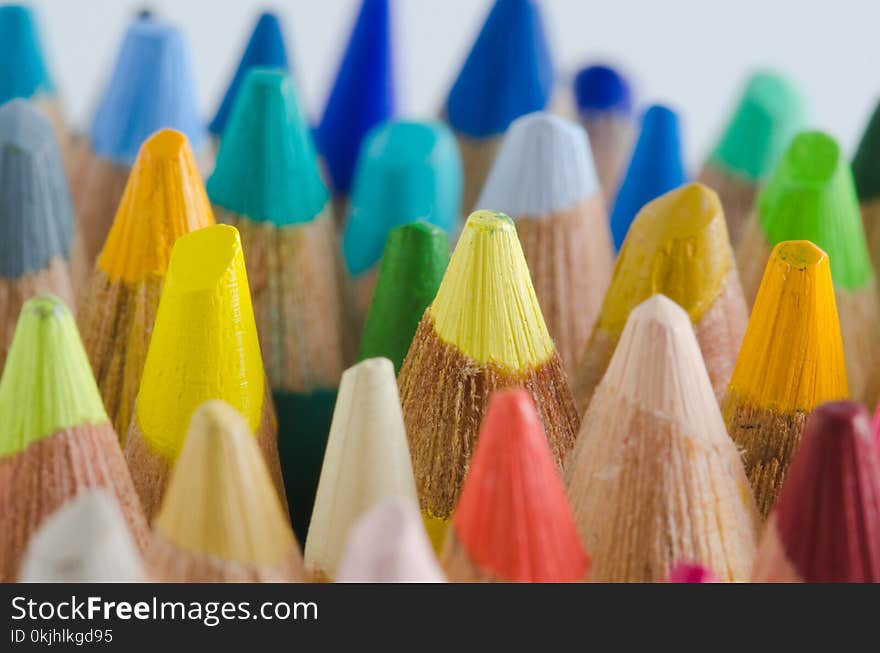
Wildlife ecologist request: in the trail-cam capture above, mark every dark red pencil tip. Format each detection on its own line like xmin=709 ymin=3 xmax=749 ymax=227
xmin=773 ymin=400 xmax=880 ymax=582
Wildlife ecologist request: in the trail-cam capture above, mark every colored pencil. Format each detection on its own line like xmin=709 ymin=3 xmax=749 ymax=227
xmin=19 ymin=490 xmax=146 ymax=583
xmin=722 ymin=240 xmax=849 ymax=517
xmin=315 ymin=0 xmax=394 ymax=204
xmin=398 ymin=210 xmax=579 ymax=549
xmin=667 ymin=564 xmax=717 ymax=584
xmin=208 ymin=11 xmax=289 ymax=141
xmin=74 ymin=18 xmax=207 ymax=266
xmin=357 ymin=222 xmax=449 ymax=373
xmin=476 ymin=111 xmax=614 ymax=377
xmin=336 ymin=497 xmax=446 ymax=583
xmin=566 ymin=295 xmax=759 ymax=582
xmin=738 ymin=131 xmax=880 ymax=406
xmin=442 ymin=388 xmax=589 ymax=583
xmin=609 ymin=104 xmax=686 ymax=249
xmin=445 ymin=0 xmax=554 ymax=211
xmin=149 ymin=400 xmax=303 ymax=582
xmin=697 ymin=71 xmax=804 ymax=245
xmin=124 ymin=224 xmax=285 ymax=521
xmin=0 ymin=5 xmax=72 ymax=168
xmin=78 ymin=128 xmax=215 ymax=441
xmin=305 ymin=358 xmax=418 ymax=580
xmin=573 ymin=182 xmax=747 ymax=415
xmin=206 ymin=68 xmax=354 ymax=543
xmin=753 ymin=401 xmax=880 ymax=582
xmin=0 ymin=99 xmax=78 ymax=369
xmin=0 ymin=295 xmax=148 ymax=582
xmin=573 ymin=64 xmax=633 ymax=203
xmin=852 ymin=99 xmax=880 ymax=270
xmin=342 ymin=120 xmax=461 ymax=322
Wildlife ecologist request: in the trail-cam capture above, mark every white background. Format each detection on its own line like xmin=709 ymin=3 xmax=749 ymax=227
xmin=25 ymin=0 xmax=880 ymax=169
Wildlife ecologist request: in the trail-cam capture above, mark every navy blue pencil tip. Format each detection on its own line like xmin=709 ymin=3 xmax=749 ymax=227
xmin=209 ymin=11 xmax=290 ymax=137
xmin=574 ymin=64 xmax=631 ymax=113
xmin=609 ymin=104 xmax=687 ymax=249
xmin=315 ymin=0 xmax=395 ymax=195
xmin=445 ymin=0 xmax=555 ymax=138
xmin=89 ymin=19 xmax=205 ymax=166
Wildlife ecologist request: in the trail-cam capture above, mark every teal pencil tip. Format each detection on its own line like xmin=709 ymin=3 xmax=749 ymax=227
xmin=0 ymin=5 xmax=54 ymax=104
xmin=207 ymin=68 xmax=329 ymax=226
xmin=709 ymin=71 xmax=805 ymax=181
xmin=342 ymin=120 xmax=462 ymax=275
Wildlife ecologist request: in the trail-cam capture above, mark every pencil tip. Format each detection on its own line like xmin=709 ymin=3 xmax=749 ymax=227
xmin=853 ymin=100 xmax=880 ymax=201
xmin=336 ymin=497 xmax=445 ymax=582
xmin=709 ymin=71 xmax=805 ymax=180
xmin=477 ymin=111 xmax=598 ymax=216
xmin=0 ymin=5 xmax=53 ymax=103
xmin=305 ymin=358 xmax=417 ymax=577
xmin=135 ymin=224 xmax=265 ymax=461
xmin=603 ymin=294 xmax=720 ymax=420
xmin=20 ymin=490 xmax=144 ymax=583
xmin=209 ymin=11 xmax=289 ymax=136
xmin=446 ymin=0 xmax=554 ymax=137
xmin=0 ymin=295 xmax=107 ymax=456
xmin=358 ymin=221 xmax=450 ymax=372
xmin=727 ymin=240 xmax=847 ymax=412
xmin=769 ymin=400 xmax=880 ymax=582
xmin=90 ymin=18 xmax=204 ymax=165
xmin=610 ymin=104 xmax=687 ymax=248
xmin=667 ymin=563 xmax=717 ymax=583
xmin=573 ymin=64 xmax=631 ymax=114
xmin=98 ymin=129 xmax=215 ymax=283
xmin=0 ymin=99 xmax=73 ymax=278
xmin=758 ymin=130 xmax=872 ymax=290
xmin=600 ymin=183 xmax=731 ymax=335
xmin=451 ymin=388 xmax=588 ymax=582
xmin=154 ymin=400 xmax=297 ymax=565
xmin=428 ymin=210 xmax=555 ymax=370
xmin=208 ymin=68 xmax=328 ymax=225
xmin=316 ymin=0 xmax=394 ymax=194
xmin=342 ymin=120 xmax=461 ymax=275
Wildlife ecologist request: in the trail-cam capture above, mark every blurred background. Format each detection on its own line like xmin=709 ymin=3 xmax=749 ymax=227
xmin=25 ymin=0 xmax=880 ymax=165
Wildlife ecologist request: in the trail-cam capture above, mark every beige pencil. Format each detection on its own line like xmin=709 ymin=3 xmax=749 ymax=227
xmin=305 ymin=358 xmax=418 ymax=580
xmin=148 ymin=400 xmax=302 ymax=583
xmin=566 ymin=295 xmax=759 ymax=582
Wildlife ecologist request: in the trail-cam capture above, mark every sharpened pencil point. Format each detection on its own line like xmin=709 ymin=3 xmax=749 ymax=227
xmin=754 ymin=401 xmax=880 ymax=582
xmin=134 ymin=225 xmax=265 ymax=462
xmin=90 ymin=19 xmax=204 ymax=166
xmin=610 ymin=104 xmax=686 ymax=249
xmin=209 ymin=12 xmax=289 ymax=137
xmin=0 ymin=296 xmax=106 ymax=457
xmin=0 ymin=6 xmax=53 ymax=103
xmin=444 ymin=389 xmax=589 ymax=582
xmin=567 ymin=294 xmax=759 ymax=582
xmin=757 ymin=131 xmax=872 ymax=290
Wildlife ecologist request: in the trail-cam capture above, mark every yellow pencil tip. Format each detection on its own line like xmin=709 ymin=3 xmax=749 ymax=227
xmin=599 ymin=182 xmax=732 ymax=334
xmin=135 ymin=224 xmax=265 ymax=461
xmin=97 ymin=128 xmax=215 ymax=283
xmin=726 ymin=240 xmax=848 ymax=412
xmin=428 ymin=210 xmax=555 ymax=371
xmin=154 ymin=400 xmax=295 ymax=564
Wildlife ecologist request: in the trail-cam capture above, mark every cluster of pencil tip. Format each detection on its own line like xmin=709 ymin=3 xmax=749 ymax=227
xmin=2 ymin=0 xmax=880 ymax=584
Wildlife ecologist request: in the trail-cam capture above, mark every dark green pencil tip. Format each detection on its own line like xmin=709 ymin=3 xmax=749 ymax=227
xmin=853 ymin=100 xmax=880 ymax=202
